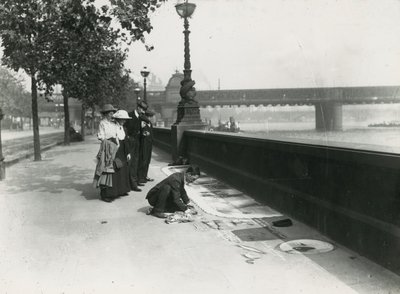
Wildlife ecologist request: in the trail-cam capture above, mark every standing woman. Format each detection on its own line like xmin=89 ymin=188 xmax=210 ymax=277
xmin=97 ymin=110 xmax=132 ymax=202
xmin=93 ymin=104 xmax=119 ymax=202
xmin=97 ymin=104 xmax=118 ymax=142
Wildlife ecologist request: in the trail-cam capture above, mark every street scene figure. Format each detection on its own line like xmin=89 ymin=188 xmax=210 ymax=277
xmin=146 ymin=165 xmax=200 ymax=218
xmin=138 ymin=109 xmax=155 ymax=184
xmin=125 ymin=101 xmax=148 ymax=192
xmin=96 ymin=104 xmax=117 ymax=142
xmin=93 ymin=108 xmax=132 ymax=202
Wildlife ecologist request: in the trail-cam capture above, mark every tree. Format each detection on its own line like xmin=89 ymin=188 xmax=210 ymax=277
xmin=0 ymin=0 xmax=56 ymax=160
xmin=40 ymin=0 xmax=131 ymax=144
xmin=0 ymin=0 xmax=166 ymax=150
xmin=107 ymin=0 xmax=166 ymax=48
xmin=0 ymin=67 xmax=31 ymax=122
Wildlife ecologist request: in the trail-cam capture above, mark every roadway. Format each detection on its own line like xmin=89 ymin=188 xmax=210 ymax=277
xmin=1 ymin=127 xmax=64 ymax=164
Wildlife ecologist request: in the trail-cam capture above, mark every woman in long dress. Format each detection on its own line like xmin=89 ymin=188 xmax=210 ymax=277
xmin=99 ymin=110 xmax=132 ymax=202
xmin=93 ymin=104 xmax=118 ymax=201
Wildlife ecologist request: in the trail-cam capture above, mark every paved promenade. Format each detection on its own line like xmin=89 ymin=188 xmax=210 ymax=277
xmin=0 ymin=136 xmax=399 ymax=294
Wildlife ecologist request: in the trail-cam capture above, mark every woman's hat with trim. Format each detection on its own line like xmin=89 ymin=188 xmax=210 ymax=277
xmin=112 ymin=110 xmax=131 ymax=120
xmin=101 ymin=104 xmax=117 ymax=113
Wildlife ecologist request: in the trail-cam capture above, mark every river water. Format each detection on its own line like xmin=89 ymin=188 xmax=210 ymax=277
xmin=238 ymin=121 xmax=400 ymax=154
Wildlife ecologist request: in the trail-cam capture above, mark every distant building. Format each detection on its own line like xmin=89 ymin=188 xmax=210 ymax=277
xmin=38 ymin=87 xmax=82 ymax=129
xmin=147 ymin=73 xmax=164 ymax=91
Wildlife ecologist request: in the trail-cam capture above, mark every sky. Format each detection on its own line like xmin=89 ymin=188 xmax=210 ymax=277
xmin=126 ymin=0 xmax=400 ymax=90
xmin=4 ymin=0 xmax=400 ymax=91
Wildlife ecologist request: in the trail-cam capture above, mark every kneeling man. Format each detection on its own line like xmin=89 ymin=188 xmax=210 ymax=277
xmin=146 ymin=165 xmax=200 ymax=218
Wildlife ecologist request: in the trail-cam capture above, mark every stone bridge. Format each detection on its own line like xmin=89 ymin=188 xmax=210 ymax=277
xmin=147 ymin=72 xmax=400 ymax=130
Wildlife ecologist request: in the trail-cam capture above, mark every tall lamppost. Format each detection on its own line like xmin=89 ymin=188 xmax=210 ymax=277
xmin=140 ymin=67 xmax=150 ymax=103
xmin=174 ymin=0 xmax=202 ymax=124
xmin=171 ymin=0 xmax=206 ymax=162
xmin=134 ymin=87 xmax=141 ymax=106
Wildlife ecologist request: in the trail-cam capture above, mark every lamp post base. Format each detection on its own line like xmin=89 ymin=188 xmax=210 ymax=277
xmin=174 ymin=102 xmax=203 ymax=125
xmin=171 ymin=121 xmax=207 ymax=162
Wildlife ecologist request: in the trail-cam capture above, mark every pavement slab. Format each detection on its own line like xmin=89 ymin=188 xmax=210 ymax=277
xmin=0 ymin=136 xmax=399 ymax=294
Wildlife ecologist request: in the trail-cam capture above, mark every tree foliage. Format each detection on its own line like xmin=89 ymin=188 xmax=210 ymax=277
xmin=107 ymin=0 xmax=165 ymax=48
xmin=0 ymin=0 xmax=166 ymax=151
xmin=0 ymin=0 xmax=58 ymax=160
xmin=0 ymin=67 xmax=31 ymax=118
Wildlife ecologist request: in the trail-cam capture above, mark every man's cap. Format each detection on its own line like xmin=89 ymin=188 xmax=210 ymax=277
xmin=137 ymin=100 xmax=148 ymax=110
xmin=186 ymin=165 xmax=200 ymax=176
xmin=101 ymin=104 xmax=117 ymax=113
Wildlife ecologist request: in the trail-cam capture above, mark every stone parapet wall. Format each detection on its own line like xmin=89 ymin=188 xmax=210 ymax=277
xmin=153 ymin=127 xmax=400 ymax=274
xmin=152 ymin=127 xmax=172 ymax=154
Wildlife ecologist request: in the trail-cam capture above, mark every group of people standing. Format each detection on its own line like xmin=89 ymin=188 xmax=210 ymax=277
xmin=93 ymin=101 xmax=155 ymax=203
xmin=92 ymin=101 xmax=202 ymax=220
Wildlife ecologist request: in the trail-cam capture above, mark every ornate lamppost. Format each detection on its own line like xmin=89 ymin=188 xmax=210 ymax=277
xmin=170 ymin=0 xmax=206 ymax=162
xmin=174 ymin=0 xmax=202 ymax=124
xmin=134 ymin=87 xmax=141 ymax=106
xmin=140 ymin=67 xmax=150 ymax=103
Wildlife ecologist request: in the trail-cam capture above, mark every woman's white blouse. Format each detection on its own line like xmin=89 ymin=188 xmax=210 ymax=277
xmin=97 ymin=119 xmax=118 ymax=140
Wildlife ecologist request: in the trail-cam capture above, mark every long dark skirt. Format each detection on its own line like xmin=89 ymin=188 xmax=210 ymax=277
xmin=100 ymin=140 xmax=131 ymax=199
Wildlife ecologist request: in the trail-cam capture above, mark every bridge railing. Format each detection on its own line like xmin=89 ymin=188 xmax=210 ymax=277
xmin=150 ymin=86 xmax=400 ymax=107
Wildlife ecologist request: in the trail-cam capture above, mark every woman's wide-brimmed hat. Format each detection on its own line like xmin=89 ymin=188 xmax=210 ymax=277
xmin=112 ymin=110 xmax=131 ymax=120
xmin=101 ymin=104 xmax=117 ymax=113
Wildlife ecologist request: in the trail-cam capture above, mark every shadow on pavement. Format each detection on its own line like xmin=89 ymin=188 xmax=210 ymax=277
xmin=3 ymin=156 xmax=99 ymax=201
xmin=137 ymin=206 xmax=151 ymax=214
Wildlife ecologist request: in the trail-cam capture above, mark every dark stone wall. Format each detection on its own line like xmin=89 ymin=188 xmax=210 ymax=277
xmin=152 ymin=127 xmax=400 ymax=274
xmin=152 ymin=127 xmax=172 ymax=154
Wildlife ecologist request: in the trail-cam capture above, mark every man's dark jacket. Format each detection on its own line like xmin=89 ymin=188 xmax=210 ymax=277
xmin=124 ymin=110 xmax=142 ymax=188
xmin=125 ymin=111 xmax=141 ymax=138
xmin=146 ymin=172 xmax=189 ymax=211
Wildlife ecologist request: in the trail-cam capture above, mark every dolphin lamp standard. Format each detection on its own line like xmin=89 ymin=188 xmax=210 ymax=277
xmin=174 ymin=0 xmax=202 ymax=124
xmin=140 ymin=67 xmax=150 ymax=103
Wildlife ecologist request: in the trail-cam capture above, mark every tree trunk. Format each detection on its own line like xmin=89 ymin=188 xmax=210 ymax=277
xmin=91 ymin=107 xmax=95 ymax=136
xmin=0 ymin=111 xmax=5 ymax=180
xmin=81 ymin=103 xmax=85 ymax=141
xmin=31 ymin=75 xmax=41 ymax=161
xmin=63 ymin=93 xmax=70 ymax=145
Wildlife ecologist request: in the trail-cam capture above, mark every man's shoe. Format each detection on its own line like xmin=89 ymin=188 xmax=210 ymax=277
xmin=132 ymin=187 xmax=142 ymax=192
xmin=146 ymin=177 xmax=154 ymax=182
xmin=101 ymin=197 xmax=113 ymax=203
xmin=153 ymin=212 xmax=167 ymax=218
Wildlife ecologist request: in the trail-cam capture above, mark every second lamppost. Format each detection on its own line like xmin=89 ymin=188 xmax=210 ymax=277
xmin=134 ymin=87 xmax=141 ymax=106
xmin=174 ymin=0 xmax=202 ymax=124
xmin=140 ymin=67 xmax=150 ymax=103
